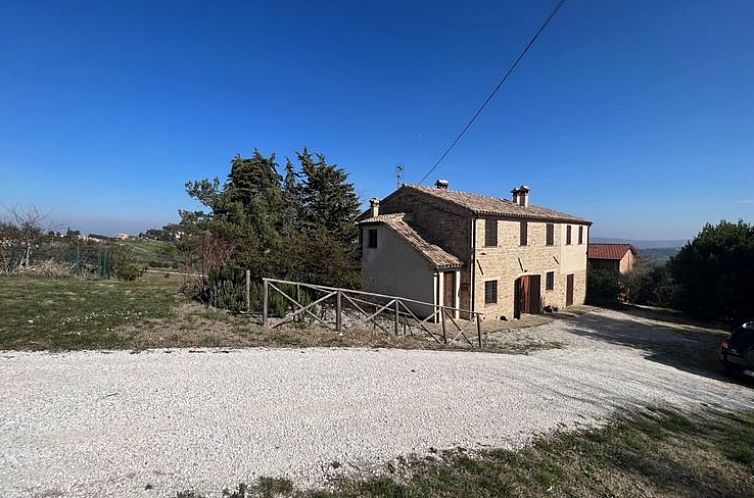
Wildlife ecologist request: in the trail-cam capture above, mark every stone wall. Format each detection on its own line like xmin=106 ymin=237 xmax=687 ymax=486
xmin=473 ymin=218 xmax=589 ymax=320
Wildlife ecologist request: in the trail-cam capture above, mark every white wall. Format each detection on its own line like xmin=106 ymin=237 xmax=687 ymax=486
xmin=361 ymin=224 xmax=436 ymax=317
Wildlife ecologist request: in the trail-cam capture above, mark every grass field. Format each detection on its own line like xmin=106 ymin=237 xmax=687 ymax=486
xmin=0 ymin=273 xmax=182 ymax=349
xmin=178 ymin=408 xmax=754 ymax=498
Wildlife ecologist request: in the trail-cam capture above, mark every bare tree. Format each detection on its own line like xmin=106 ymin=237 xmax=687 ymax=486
xmin=1 ymin=204 xmax=53 ymax=270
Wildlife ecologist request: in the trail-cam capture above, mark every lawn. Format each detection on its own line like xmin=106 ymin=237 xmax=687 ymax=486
xmin=0 ymin=273 xmax=181 ymax=350
xmin=178 ymin=407 xmax=754 ymax=498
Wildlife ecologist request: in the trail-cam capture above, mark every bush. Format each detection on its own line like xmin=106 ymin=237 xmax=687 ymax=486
xmin=113 ymin=263 xmax=146 ymax=281
xmin=587 ymin=268 xmax=620 ymax=306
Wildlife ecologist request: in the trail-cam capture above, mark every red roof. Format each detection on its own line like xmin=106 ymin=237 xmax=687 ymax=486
xmin=587 ymin=243 xmax=635 ymax=260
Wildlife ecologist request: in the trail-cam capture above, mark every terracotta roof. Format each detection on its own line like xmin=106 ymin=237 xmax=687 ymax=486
xmin=359 ymin=213 xmax=463 ymax=269
xmin=587 ymin=243 xmax=635 ymax=260
xmin=402 ymin=184 xmax=591 ymax=224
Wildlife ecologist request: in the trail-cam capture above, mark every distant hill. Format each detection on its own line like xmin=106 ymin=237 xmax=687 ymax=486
xmin=590 ymin=237 xmax=687 ymax=249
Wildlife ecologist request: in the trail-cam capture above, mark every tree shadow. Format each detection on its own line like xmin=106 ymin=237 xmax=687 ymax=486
xmin=564 ymin=308 xmax=752 ymax=387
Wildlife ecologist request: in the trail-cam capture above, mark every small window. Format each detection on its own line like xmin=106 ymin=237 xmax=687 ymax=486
xmin=367 ymin=229 xmax=378 ymax=248
xmin=578 ymin=226 xmax=584 ymax=245
xmin=546 ymin=224 xmax=554 ymax=246
xmin=566 ymin=225 xmax=572 ymax=245
xmin=520 ymin=221 xmax=528 ymax=246
xmin=485 ymin=219 xmax=498 ymax=247
xmin=546 ymin=271 xmax=555 ymax=290
xmin=484 ymin=280 xmax=498 ymax=304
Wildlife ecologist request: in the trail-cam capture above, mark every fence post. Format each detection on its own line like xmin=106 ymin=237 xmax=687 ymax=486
xmin=245 ymin=270 xmax=251 ymax=312
xmin=440 ymin=307 xmax=447 ymax=344
xmin=336 ymin=290 xmax=342 ymax=332
xmin=262 ymin=279 xmax=269 ymax=327
xmin=476 ymin=313 xmax=482 ymax=349
xmin=394 ymin=299 xmax=400 ymax=335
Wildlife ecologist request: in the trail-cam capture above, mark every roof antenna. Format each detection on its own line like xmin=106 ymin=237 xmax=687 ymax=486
xmin=396 ymin=164 xmax=404 ymax=189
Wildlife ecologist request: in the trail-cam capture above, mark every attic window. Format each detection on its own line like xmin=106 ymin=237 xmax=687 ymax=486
xmin=367 ymin=229 xmax=378 ymax=248
xmin=578 ymin=226 xmax=584 ymax=245
xmin=566 ymin=225 xmax=572 ymax=245
xmin=546 ymin=224 xmax=554 ymax=246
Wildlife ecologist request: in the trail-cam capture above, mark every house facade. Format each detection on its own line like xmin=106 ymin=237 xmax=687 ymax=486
xmin=358 ymin=182 xmax=591 ymax=321
xmin=587 ymin=243 xmax=637 ymax=274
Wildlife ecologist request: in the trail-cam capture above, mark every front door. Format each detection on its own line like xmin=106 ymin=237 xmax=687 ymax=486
xmin=566 ymin=274 xmax=574 ymax=307
xmin=514 ymin=275 xmax=541 ymax=318
xmin=442 ymin=271 xmax=456 ymax=310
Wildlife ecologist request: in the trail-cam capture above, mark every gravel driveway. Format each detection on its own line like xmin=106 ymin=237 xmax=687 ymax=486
xmin=2 ymin=308 xmax=753 ymax=498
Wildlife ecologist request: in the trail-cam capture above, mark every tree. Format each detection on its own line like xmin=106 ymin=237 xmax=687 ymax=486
xmin=180 ymin=148 xmax=362 ymax=305
xmin=670 ymin=220 xmax=754 ymax=324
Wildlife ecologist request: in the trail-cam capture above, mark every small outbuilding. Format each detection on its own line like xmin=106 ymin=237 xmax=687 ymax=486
xmin=587 ymin=243 xmax=637 ymax=274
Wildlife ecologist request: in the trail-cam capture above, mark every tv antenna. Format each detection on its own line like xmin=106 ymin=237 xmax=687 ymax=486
xmin=395 ymin=164 xmax=404 ymax=188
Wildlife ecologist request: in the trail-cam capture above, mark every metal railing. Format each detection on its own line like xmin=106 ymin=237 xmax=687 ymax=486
xmin=262 ymin=278 xmax=484 ymax=348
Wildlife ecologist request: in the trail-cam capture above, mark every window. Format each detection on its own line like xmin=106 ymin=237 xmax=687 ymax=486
xmin=367 ymin=229 xmax=378 ymax=248
xmin=546 ymin=271 xmax=555 ymax=290
xmin=484 ymin=219 xmax=498 ymax=247
xmin=546 ymin=223 xmax=554 ymax=246
xmin=520 ymin=221 xmax=528 ymax=246
xmin=566 ymin=225 xmax=572 ymax=245
xmin=578 ymin=226 xmax=584 ymax=245
xmin=484 ymin=280 xmax=498 ymax=304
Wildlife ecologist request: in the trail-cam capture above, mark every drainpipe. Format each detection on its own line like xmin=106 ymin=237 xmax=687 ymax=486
xmin=470 ymin=217 xmax=477 ymax=315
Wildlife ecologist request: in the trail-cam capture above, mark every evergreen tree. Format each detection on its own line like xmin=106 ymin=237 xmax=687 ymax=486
xmin=671 ymin=220 xmax=754 ymax=324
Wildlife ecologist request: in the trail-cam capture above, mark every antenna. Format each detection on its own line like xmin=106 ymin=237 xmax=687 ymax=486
xmin=395 ymin=164 xmax=404 ymax=189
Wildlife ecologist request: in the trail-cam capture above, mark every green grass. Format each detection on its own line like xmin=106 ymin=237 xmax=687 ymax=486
xmin=178 ymin=408 xmax=754 ymax=498
xmin=121 ymin=239 xmax=182 ymax=268
xmin=0 ymin=273 xmax=182 ymax=350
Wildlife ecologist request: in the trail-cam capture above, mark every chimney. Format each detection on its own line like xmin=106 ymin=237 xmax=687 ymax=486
xmin=511 ymin=185 xmax=530 ymax=207
xmin=435 ymin=179 xmax=449 ymax=190
xmin=518 ymin=185 xmax=530 ymax=207
xmin=369 ymin=197 xmax=380 ymax=217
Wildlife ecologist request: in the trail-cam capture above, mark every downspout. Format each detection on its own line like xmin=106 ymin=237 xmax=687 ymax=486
xmin=470 ymin=216 xmax=477 ymax=315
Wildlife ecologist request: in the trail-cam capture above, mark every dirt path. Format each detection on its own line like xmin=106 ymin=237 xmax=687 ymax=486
xmin=1 ymin=309 xmax=752 ymax=498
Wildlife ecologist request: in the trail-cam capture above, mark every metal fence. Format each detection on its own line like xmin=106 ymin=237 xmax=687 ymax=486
xmin=261 ymin=278 xmax=484 ymax=348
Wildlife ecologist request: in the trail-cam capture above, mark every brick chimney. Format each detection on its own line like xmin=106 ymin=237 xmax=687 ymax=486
xmin=435 ymin=179 xmax=449 ymax=190
xmin=369 ymin=197 xmax=380 ymax=217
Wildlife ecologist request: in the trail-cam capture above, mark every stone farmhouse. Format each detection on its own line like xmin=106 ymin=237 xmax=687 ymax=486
xmin=358 ymin=181 xmax=591 ymax=321
xmin=587 ymin=243 xmax=637 ymax=274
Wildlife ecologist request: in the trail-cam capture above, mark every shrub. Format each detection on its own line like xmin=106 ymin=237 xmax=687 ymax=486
xmin=113 ymin=263 xmax=146 ymax=281
xmin=587 ymin=267 xmax=620 ymax=306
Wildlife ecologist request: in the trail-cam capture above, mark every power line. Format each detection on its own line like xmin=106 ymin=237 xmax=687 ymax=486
xmin=418 ymin=0 xmax=566 ymax=184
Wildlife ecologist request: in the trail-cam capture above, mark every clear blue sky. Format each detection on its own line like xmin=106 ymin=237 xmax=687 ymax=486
xmin=1 ymin=0 xmax=752 ymax=239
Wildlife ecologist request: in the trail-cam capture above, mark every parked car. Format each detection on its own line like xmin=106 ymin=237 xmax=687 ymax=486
xmin=720 ymin=321 xmax=754 ymax=379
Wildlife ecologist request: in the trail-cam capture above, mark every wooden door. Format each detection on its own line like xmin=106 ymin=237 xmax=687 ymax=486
xmin=516 ymin=275 xmax=542 ymax=317
xmin=566 ymin=274 xmax=574 ymax=307
xmin=528 ymin=275 xmax=541 ymax=314
xmin=443 ymin=271 xmax=455 ymax=309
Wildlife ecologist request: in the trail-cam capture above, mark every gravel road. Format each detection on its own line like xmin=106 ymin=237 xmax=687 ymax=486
xmin=2 ymin=308 xmax=753 ymax=498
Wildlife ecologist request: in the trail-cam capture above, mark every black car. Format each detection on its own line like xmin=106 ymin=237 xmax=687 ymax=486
xmin=720 ymin=321 xmax=754 ymax=379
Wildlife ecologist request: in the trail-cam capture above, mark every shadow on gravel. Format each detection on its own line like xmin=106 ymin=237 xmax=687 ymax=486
xmin=566 ymin=309 xmax=752 ymax=388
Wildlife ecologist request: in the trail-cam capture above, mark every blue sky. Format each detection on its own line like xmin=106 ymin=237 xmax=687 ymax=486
xmin=1 ymin=0 xmax=752 ymax=238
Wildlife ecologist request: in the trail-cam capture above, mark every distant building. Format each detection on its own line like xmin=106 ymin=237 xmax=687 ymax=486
xmin=587 ymin=243 xmax=637 ymax=274
xmin=358 ymin=181 xmax=591 ymax=320
xmin=115 ymin=233 xmax=130 ymax=241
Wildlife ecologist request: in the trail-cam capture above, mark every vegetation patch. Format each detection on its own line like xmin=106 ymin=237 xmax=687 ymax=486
xmin=176 ymin=408 xmax=754 ymax=498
